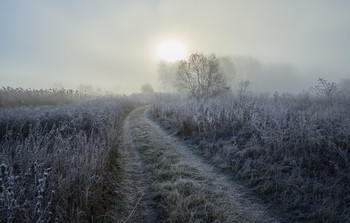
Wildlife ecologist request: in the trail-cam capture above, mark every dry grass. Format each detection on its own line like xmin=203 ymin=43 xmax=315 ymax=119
xmin=129 ymin=112 xmax=223 ymax=222
xmin=149 ymin=93 xmax=350 ymax=222
xmin=0 ymin=97 xmax=136 ymax=222
xmin=127 ymin=107 xmax=279 ymax=222
xmin=0 ymin=87 xmax=84 ymax=107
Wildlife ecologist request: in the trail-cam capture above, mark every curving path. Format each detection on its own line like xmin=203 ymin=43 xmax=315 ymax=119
xmin=117 ymin=106 xmax=281 ymax=223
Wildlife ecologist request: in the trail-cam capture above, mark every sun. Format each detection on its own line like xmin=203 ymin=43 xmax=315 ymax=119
xmin=157 ymin=41 xmax=186 ymax=62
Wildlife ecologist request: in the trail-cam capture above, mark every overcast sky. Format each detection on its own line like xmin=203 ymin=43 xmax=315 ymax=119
xmin=1 ymin=0 xmax=349 ymax=93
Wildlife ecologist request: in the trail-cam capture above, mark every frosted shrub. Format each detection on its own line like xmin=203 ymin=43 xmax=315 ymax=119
xmin=149 ymin=93 xmax=350 ymax=222
xmin=0 ymin=97 xmax=134 ymax=222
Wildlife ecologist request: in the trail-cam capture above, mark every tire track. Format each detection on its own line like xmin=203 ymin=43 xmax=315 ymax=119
xmin=123 ymin=106 xmax=281 ymax=222
xmin=115 ymin=109 xmax=158 ymax=223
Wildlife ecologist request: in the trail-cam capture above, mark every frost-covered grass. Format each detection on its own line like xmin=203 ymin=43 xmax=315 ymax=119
xmin=0 ymin=87 xmax=84 ymax=107
xmin=149 ymin=93 xmax=350 ymax=222
xmin=0 ymin=96 xmax=135 ymax=222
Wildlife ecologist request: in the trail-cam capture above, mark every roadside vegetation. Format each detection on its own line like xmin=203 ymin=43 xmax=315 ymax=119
xmin=2 ymin=77 xmax=349 ymax=222
xmin=0 ymin=87 xmax=85 ymax=107
xmin=149 ymin=87 xmax=350 ymax=222
xmin=0 ymin=89 xmax=136 ymax=222
xmin=127 ymin=107 xmax=279 ymax=223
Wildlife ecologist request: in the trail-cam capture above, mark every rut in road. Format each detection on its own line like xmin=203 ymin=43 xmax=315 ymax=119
xmin=112 ymin=110 xmax=158 ymax=223
xmin=122 ymin=106 xmax=281 ymax=222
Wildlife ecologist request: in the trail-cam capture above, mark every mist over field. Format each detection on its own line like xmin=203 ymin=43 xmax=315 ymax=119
xmin=1 ymin=0 xmax=350 ymax=94
xmin=1 ymin=1 xmax=350 ymax=222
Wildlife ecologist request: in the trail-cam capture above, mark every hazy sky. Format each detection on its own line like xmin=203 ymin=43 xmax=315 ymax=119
xmin=1 ymin=0 xmax=349 ymax=93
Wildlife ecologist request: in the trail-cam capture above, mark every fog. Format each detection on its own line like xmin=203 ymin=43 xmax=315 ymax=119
xmin=1 ymin=0 xmax=349 ymax=94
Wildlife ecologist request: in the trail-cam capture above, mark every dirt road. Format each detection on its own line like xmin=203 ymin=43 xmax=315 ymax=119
xmin=117 ymin=106 xmax=281 ymax=222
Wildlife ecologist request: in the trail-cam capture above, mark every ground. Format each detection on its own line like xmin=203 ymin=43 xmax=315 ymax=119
xmin=114 ymin=106 xmax=282 ymax=223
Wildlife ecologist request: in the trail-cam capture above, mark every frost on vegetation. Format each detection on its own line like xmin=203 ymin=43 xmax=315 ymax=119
xmin=0 ymin=87 xmax=85 ymax=108
xmin=310 ymin=78 xmax=340 ymax=100
xmin=0 ymin=97 xmax=134 ymax=222
xmin=149 ymin=90 xmax=350 ymax=222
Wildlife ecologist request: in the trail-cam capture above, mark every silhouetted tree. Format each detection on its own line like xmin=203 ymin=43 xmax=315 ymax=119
xmin=219 ymin=56 xmax=236 ymax=87
xmin=141 ymin=83 xmax=154 ymax=93
xmin=339 ymin=78 xmax=350 ymax=95
xmin=176 ymin=53 xmax=228 ymax=99
xmin=158 ymin=61 xmax=178 ymax=92
xmin=311 ymin=78 xmax=340 ymax=100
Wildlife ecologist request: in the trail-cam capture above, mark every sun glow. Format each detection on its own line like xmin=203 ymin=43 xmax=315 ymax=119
xmin=157 ymin=41 xmax=186 ymax=62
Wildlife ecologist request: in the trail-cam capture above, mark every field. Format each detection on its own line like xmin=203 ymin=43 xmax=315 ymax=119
xmin=2 ymin=1 xmax=350 ymax=222
xmin=0 ymin=89 xmax=136 ymax=222
xmin=149 ymin=92 xmax=350 ymax=222
xmin=1 ymin=88 xmax=349 ymax=222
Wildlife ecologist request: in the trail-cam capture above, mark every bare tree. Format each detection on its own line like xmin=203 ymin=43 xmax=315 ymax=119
xmin=219 ymin=56 xmax=236 ymax=87
xmin=158 ymin=61 xmax=178 ymax=92
xmin=176 ymin=53 xmax=228 ymax=99
xmin=237 ymin=80 xmax=251 ymax=102
xmin=310 ymin=78 xmax=340 ymax=100
xmin=339 ymin=78 xmax=350 ymax=95
xmin=141 ymin=83 xmax=154 ymax=94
